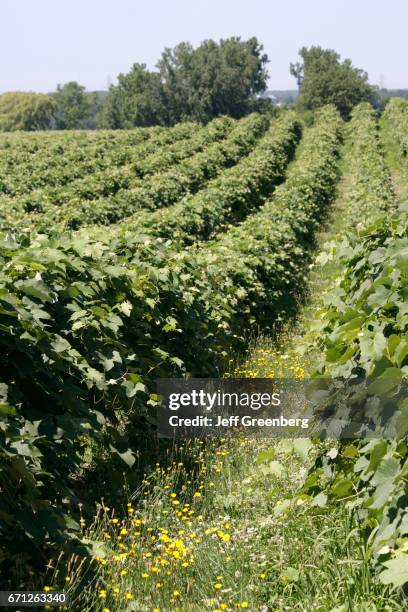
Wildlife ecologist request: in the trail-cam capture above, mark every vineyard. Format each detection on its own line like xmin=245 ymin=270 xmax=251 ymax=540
xmin=0 ymin=99 xmax=407 ymax=610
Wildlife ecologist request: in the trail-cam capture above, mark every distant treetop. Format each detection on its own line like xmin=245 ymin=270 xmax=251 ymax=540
xmin=290 ymin=46 xmax=377 ymax=119
xmin=52 ymin=81 xmax=100 ymax=129
xmin=0 ymin=92 xmax=55 ymax=132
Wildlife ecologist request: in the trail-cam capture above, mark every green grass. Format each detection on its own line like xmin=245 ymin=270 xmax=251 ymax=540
xmin=52 ymin=435 xmax=403 ymax=611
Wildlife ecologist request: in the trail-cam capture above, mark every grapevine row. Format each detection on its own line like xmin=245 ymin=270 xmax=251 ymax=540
xmin=344 ymin=103 xmax=395 ymax=222
xmin=302 ymin=102 xmax=407 ymax=588
xmin=383 ymin=97 xmax=408 ymax=158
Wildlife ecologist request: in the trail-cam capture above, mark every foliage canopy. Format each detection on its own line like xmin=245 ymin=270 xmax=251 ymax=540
xmin=53 ymin=81 xmax=96 ymax=129
xmin=290 ymin=46 xmax=376 ymax=119
xmin=0 ymin=92 xmax=55 ymax=132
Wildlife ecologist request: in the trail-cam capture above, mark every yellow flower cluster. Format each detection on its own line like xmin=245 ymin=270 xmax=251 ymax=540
xmin=82 ymin=438 xmax=245 ymax=609
xmin=229 ymin=346 xmax=306 ymax=379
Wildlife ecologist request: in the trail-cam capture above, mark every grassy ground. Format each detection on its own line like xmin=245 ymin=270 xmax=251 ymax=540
xmin=47 ymin=122 xmax=408 ymax=611
xmin=53 ymin=434 xmax=401 ymax=611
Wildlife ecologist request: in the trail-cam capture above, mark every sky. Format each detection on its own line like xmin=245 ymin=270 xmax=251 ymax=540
xmin=0 ymin=0 xmax=407 ymax=94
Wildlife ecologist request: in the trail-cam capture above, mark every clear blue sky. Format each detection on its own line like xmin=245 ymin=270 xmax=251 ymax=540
xmin=0 ymin=0 xmax=407 ymax=93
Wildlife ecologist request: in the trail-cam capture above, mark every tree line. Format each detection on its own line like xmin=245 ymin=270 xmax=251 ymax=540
xmin=0 ymin=38 xmax=398 ymax=132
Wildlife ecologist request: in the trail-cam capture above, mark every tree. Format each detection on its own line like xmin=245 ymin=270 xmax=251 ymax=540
xmin=53 ymin=81 xmax=93 ymax=129
xmin=98 ymin=64 xmax=167 ymax=129
xmin=290 ymin=46 xmax=375 ymax=119
xmin=0 ymin=92 xmax=54 ymax=131
xmin=158 ymin=37 xmax=269 ymax=123
xmin=99 ymin=37 xmax=269 ymax=128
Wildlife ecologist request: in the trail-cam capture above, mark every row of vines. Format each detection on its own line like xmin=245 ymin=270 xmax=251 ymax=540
xmin=302 ymin=102 xmax=408 ymax=587
xmin=384 ymin=97 xmax=408 ymax=158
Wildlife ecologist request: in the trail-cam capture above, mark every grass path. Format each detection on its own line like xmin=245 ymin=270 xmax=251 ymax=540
xmin=57 ymin=122 xmax=407 ymax=611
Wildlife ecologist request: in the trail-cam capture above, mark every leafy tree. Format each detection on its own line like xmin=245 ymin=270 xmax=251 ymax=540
xmin=99 ymin=37 xmax=269 ymax=128
xmin=158 ymin=37 xmax=269 ymax=124
xmin=98 ymin=63 xmax=167 ymax=128
xmin=0 ymin=92 xmax=54 ymax=131
xmin=53 ymin=81 xmax=93 ymax=129
xmin=290 ymin=46 xmax=375 ymax=119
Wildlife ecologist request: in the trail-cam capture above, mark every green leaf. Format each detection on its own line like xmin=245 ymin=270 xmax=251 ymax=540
xmin=367 ymin=440 xmax=388 ymax=472
xmin=0 ymin=403 xmax=16 ymax=416
xmin=313 ymin=492 xmax=328 ymax=507
xmin=380 ymin=555 xmax=408 ymax=587
xmin=118 ymin=301 xmax=133 ymax=317
xmin=342 ymin=445 xmax=359 ymax=459
xmin=395 ymin=340 xmax=408 ymax=367
xmin=371 ymin=455 xmax=400 ymax=486
xmin=293 ymin=438 xmax=313 ymax=461
xmin=368 ymin=368 xmax=403 ymax=395
xmin=331 ymin=478 xmax=353 ymax=499
xmin=112 ymin=447 xmax=135 ymax=468
xmin=370 ymin=481 xmax=394 ymax=510
xmin=368 ymin=455 xmax=401 ymax=509
xmin=396 ymin=399 xmax=408 ymax=437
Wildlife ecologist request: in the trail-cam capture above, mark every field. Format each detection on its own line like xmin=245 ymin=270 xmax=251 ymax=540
xmin=0 ymin=99 xmax=408 ymax=610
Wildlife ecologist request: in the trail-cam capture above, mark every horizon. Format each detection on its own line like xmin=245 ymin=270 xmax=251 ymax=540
xmin=0 ymin=0 xmax=407 ymax=94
